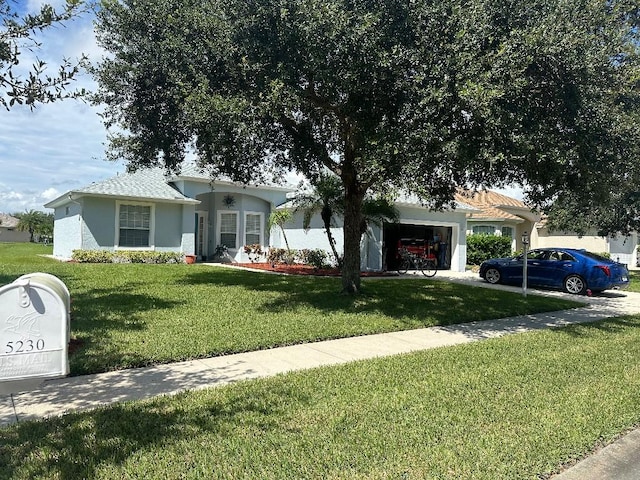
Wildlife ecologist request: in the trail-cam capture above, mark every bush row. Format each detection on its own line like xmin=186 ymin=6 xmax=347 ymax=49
xmin=265 ymin=248 xmax=334 ymax=269
xmin=71 ymin=250 xmax=184 ymax=264
xmin=466 ymin=234 xmax=513 ymax=266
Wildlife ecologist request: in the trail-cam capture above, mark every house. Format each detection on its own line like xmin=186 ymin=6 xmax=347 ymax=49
xmin=0 ymin=213 xmax=30 ymax=243
xmin=454 ymin=189 xmax=638 ymax=267
xmin=44 ymin=165 xmax=476 ymax=272
xmin=454 ymin=189 xmax=541 ymax=251
xmin=533 ymin=218 xmax=638 ymax=267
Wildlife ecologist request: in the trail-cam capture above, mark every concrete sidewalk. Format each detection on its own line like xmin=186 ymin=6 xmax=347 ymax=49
xmin=2 ymin=271 xmax=640 ymax=479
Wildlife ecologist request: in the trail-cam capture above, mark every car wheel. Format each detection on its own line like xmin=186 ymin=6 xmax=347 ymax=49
xmin=564 ymin=274 xmax=587 ymax=295
xmin=484 ymin=267 xmax=501 ymax=284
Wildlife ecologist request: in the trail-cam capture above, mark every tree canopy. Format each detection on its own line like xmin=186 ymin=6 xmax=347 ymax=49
xmin=0 ymin=0 xmax=89 ymax=109
xmin=93 ymin=0 xmax=640 ymax=292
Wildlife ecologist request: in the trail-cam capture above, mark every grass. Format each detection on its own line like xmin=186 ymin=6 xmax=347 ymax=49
xmin=628 ymin=270 xmax=640 ymax=293
xmin=0 ymin=243 xmax=580 ymax=376
xmin=2 ymin=316 xmax=640 ymax=479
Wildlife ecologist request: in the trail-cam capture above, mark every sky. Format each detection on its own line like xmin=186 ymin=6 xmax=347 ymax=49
xmin=0 ymin=1 xmax=126 ymax=214
xmin=0 ymin=1 xmax=523 ymax=215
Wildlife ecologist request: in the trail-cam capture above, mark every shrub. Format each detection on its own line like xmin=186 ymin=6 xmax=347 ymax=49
xmin=298 ymin=249 xmax=331 ymax=269
xmin=71 ymin=250 xmax=182 ymax=264
xmin=466 ymin=234 xmax=513 ymax=265
xmin=243 ymin=244 xmax=264 ymax=263
xmin=267 ymin=248 xmax=298 ymax=265
xmin=72 ymin=250 xmax=113 ymax=263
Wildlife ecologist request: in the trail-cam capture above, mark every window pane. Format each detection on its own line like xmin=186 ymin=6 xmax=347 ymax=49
xmin=118 ymin=204 xmax=151 ymax=247
xmin=220 ymin=213 xmax=237 ymax=233
xmin=220 ymin=233 xmax=236 ymax=247
xmin=119 ymin=229 xmax=149 ymax=247
xmin=501 ymin=227 xmax=513 ymax=238
xmin=245 ymin=213 xmax=261 ymax=245
xmin=472 ymin=226 xmax=494 ymax=235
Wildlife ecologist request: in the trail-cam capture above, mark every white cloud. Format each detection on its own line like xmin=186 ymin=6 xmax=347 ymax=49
xmin=0 ymin=7 xmax=126 ymax=214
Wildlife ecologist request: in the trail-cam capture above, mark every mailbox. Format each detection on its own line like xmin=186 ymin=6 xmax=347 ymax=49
xmin=0 ymin=273 xmax=69 ymax=392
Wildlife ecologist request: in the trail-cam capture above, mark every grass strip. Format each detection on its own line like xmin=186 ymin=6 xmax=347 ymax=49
xmin=2 ymin=315 xmax=640 ymax=479
xmin=0 ymin=244 xmax=580 ymax=375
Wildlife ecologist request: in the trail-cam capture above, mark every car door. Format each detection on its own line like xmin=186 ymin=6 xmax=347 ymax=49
xmin=526 ymin=250 xmax=551 ymax=286
xmin=535 ymin=249 xmax=577 ymax=288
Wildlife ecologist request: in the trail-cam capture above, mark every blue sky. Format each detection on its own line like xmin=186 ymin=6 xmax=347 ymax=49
xmin=0 ymin=1 xmax=126 ymax=214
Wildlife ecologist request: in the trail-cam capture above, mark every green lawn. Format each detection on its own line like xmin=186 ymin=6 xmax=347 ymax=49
xmin=2 ymin=316 xmax=640 ymax=479
xmin=3 ymin=242 xmax=637 ymax=479
xmin=0 ymin=243 xmax=579 ymax=375
xmin=628 ymin=270 xmax=640 ymax=293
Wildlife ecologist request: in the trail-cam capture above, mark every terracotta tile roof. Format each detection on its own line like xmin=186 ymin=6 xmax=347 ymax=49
xmin=454 ymin=189 xmax=530 ymax=222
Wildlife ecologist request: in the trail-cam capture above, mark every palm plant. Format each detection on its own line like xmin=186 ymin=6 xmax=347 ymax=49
xmin=293 ymin=173 xmax=400 ymax=267
xmin=267 ymin=210 xmax=293 ymax=253
xmin=15 ymin=209 xmax=47 ymax=242
xmin=293 ymin=173 xmax=344 ymax=266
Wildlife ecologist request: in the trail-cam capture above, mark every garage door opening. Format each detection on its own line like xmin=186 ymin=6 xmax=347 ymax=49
xmin=384 ymin=223 xmax=452 ymax=271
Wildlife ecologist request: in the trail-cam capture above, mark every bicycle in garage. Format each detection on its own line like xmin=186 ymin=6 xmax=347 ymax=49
xmin=396 ymin=247 xmax=437 ymax=277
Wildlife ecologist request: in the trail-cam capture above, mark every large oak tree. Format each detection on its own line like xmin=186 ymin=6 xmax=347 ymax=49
xmin=93 ymin=0 xmax=639 ymax=293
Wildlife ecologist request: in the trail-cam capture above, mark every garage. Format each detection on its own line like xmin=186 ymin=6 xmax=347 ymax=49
xmin=383 ymin=223 xmax=453 ymax=271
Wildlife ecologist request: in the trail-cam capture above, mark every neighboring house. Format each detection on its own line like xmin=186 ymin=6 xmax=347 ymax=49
xmin=44 ymin=165 xmax=477 ymax=272
xmin=0 ymin=213 xmax=30 ymax=243
xmin=533 ymin=218 xmax=637 ymax=267
xmin=454 ymin=189 xmax=541 ymax=251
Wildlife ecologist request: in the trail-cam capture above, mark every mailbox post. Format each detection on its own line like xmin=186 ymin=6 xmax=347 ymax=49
xmin=0 ymin=273 xmax=69 ymax=394
xmin=522 ymin=231 xmax=529 ymax=298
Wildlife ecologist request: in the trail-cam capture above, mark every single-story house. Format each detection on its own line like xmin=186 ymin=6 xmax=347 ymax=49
xmin=44 ymin=165 xmax=478 ymax=272
xmin=533 ymin=218 xmax=638 ymax=267
xmin=454 ymin=189 xmax=638 ymax=267
xmin=0 ymin=213 xmax=30 ymax=243
xmin=454 ymin=189 xmax=541 ymax=252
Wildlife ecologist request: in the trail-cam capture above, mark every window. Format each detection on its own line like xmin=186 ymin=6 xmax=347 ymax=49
xmin=472 ymin=225 xmax=495 ymax=235
xmin=218 ymin=211 xmax=238 ymax=249
xmin=245 ymin=212 xmax=263 ymax=246
xmin=501 ymin=226 xmax=513 ymax=238
xmin=118 ymin=203 xmax=152 ymax=248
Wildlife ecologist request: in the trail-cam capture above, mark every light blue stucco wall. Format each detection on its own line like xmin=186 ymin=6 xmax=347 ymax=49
xmin=52 ymin=203 xmax=82 ymax=259
xmin=282 ymin=205 xmax=469 ymax=272
xmin=81 ymin=197 xmax=116 ymax=250
xmin=194 ymin=191 xmax=273 ymax=261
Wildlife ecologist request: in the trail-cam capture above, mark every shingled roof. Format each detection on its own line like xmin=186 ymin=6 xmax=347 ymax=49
xmin=44 ymin=167 xmax=200 ymax=208
xmin=0 ymin=213 xmax=19 ymax=228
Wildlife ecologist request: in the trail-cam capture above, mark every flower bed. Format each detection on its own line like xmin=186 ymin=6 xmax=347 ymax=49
xmin=234 ymin=263 xmax=398 ymax=277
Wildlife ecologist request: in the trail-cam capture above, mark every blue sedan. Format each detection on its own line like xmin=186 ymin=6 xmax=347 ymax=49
xmin=479 ymin=248 xmax=630 ymax=295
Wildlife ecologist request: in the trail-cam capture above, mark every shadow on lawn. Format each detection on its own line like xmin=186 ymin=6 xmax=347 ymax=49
xmin=1 ymin=374 xmax=298 ymax=479
xmin=68 ymin=286 xmax=185 ymax=375
xmin=182 ymin=268 xmax=564 ymax=326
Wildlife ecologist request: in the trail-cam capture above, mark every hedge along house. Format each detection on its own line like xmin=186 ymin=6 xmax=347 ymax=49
xmin=45 ymin=164 xmax=475 ymax=272
xmin=454 ymin=189 xmax=541 ymax=252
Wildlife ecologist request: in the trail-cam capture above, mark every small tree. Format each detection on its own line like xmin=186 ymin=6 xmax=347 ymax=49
xmin=267 ymin=210 xmax=292 ymax=253
xmin=14 ymin=209 xmax=48 ymax=242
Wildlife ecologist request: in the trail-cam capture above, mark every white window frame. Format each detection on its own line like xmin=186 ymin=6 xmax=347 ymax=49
xmin=217 ymin=210 xmax=239 ymax=250
xmin=244 ymin=211 xmax=264 ymax=247
xmin=115 ymin=201 xmax=155 ymax=250
xmin=472 ymin=225 xmax=496 ymax=235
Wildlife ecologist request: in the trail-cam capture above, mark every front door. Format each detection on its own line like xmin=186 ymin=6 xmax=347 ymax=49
xmin=195 ymin=211 xmax=208 ymax=259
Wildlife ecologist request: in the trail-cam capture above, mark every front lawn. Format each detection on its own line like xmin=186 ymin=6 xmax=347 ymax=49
xmin=0 ymin=243 xmax=580 ymax=375
xmin=2 ymin=315 xmax=640 ymax=479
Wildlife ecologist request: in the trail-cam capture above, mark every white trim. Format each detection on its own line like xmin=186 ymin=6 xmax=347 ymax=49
xmin=115 ymin=201 xmax=155 ymax=250
xmin=244 ymin=211 xmax=264 ymax=247
xmin=217 ymin=210 xmax=239 ymax=250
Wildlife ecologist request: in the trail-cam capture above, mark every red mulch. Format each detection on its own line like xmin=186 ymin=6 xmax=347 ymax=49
xmin=234 ymin=263 xmax=398 ymax=277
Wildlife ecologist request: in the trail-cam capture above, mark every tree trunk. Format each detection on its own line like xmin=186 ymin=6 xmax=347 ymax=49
xmin=321 ymin=207 xmax=342 ymax=267
xmin=341 ymin=186 xmax=365 ymax=294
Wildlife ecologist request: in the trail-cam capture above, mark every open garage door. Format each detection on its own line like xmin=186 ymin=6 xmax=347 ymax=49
xmin=383 ymin=223 xmax=452 ymax=271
